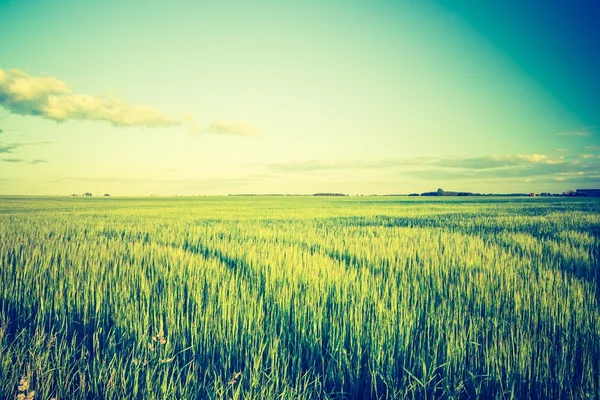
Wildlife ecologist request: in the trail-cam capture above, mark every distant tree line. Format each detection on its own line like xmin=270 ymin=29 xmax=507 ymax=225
xmin=420 ymin=188 xmax=482 ymax=197
xmin=70 ymin=193 xmax=110 ymax=197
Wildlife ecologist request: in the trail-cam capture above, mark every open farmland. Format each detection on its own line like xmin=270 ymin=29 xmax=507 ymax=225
xmin=0 ymin=196 xmax=599 ymax=399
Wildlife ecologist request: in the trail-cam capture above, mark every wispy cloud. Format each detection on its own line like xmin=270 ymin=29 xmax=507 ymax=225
xmin=182 ymin=113 xmax=260 ymax=137
xmin=0 ymin=141 xmax=56 ymax=154
xmin=586 ymin=145 xmax=600 ymax=151
xmin=0 ymin=68 xmax=259 ymax=136
xmin=0 ymin=143 xmax=17 ymax=153
xmin=556 ymin=127 xmax=594 ymax=137
xmin=406 ymin=164 xmax=594 ymax=181
xmin=0 ymin=141 xmax=56 ymax=165
xmin=406 ymin=155 xmax=599 ymax=182
xmin=269 ymin=158 xmax=433 ymax=172
xmin=269 ymin=154 xmax=563 ymax=172
xmin=267 ymin=153 xmax=599 ymax=185
xmin=435 ymin=154 xmax=564 ymax=169
xmin=0 ymin=157 xmax=48 ymax=164
xmin=205 ymin=120 xmax=260 ymax=137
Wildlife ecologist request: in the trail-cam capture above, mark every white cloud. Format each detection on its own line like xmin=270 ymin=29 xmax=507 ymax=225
xmin=0 ymin=68 xmax=179 ymax=128
xmin=0 ymin=68 xmax=260 ymax=136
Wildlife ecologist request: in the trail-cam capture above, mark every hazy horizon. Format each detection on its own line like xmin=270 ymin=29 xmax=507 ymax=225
xmin=1 ymin=0 xmax=599 ymax=195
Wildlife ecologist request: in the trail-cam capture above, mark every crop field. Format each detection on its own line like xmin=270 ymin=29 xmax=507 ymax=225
xmin=0 ymin=196 xmax=599 ymax=399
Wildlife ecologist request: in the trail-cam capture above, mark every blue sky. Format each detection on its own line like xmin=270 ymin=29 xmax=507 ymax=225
xmin=0 ymin=0 xmax=598 ymax=195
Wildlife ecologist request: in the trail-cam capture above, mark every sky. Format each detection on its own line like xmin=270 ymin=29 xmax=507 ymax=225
xmin=0 ymin=0 xmax=598 ymax=195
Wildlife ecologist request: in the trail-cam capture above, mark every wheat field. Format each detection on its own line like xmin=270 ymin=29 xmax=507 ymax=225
xmin=0 ymin=196 xmax=599 ymax=399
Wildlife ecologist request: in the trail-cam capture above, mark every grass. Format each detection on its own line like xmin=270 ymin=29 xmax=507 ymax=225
xmin=0 ymin=196 xmax=599 ymax=399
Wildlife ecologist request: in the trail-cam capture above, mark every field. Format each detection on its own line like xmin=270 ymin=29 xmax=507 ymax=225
xmin=0 ymin=196 xmax=599 ymax=399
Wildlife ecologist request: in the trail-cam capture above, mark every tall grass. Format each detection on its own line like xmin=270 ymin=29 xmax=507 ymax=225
xmin=0 ymin=196 xmax=599 ymax=399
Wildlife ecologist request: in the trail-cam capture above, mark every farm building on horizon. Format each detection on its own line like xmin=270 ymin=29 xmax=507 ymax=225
xmin=576 ymin=189 xmax=600 ymax=197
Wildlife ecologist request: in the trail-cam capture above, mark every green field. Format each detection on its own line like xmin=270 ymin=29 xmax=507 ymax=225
xmin=1 ymin=196 xmax=599 ymax=399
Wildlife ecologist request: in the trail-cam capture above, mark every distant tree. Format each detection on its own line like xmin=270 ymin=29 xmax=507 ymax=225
xmin=104 ymin=193 xmax=110 ymax=197
xmin=84 ymin=192 xmax=92 ymax=197
xmin=437 ymin=188 xmax=445 ymax=196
